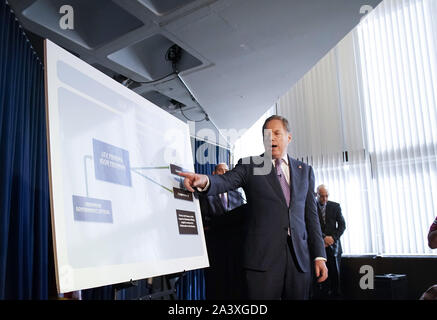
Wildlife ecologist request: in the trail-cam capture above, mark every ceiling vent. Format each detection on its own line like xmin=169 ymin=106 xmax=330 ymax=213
xmin=107 ymin=34 xmax=202 ymax=82
xmin=22 ymin=0 xmax=144 ymax=49
xmin=138 ymin=0 xmax=198 ymax=16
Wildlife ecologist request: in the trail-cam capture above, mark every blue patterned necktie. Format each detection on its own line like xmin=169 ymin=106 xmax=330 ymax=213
xmin=275 ymin=158 xmax=290 ymax=207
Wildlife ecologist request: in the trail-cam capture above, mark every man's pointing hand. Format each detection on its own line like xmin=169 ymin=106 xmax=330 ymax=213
xmin=177 ymin=171 xmax=209 ymax=192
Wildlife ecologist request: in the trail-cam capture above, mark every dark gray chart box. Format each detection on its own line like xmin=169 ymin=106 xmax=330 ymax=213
xmin=176 ymin=210 xmax=198 ymax=235
xmin=173 ymin=187 xmax=193 ymax=202
xmin=72 ymin=195 xmax=113 ymax=223
xmin=170 ymin=164 xmax=188 ymax=175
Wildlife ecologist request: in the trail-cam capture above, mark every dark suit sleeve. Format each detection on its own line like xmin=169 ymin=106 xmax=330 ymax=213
xmin=305 ymin=166 xmax=326 ymax=260
xmin=206 ymin=159 xmax=249 ymax=196
xmin=333 ymin=204 xmax=346 ymax=241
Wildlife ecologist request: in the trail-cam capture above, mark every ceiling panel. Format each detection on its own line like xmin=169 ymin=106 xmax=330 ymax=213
xmin=8 ymin=0 xmax=383 ymax=148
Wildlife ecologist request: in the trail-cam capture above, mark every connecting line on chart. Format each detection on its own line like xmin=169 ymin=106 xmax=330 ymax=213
xmin=82 ymin=155 xmax=173 ymax=195
xmin=131 ymin=166 xmax=170 ymax=170
xmin=130 ymin=168 xmax=173 ymax=194
xmin=84 ymin=155 xmax=93 ymax=197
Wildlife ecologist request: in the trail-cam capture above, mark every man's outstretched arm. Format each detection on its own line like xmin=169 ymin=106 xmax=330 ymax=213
xmin=178 ymin=159 xmax=249 ymax=195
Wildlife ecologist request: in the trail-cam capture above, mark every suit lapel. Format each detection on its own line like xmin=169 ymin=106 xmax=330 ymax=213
xmin=325 ymin=201 xmax=332 ymax=222
xmin=288 ymin=155 xmax=300 ymax=208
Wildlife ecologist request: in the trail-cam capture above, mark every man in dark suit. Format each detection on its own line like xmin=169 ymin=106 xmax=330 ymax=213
xmin=199 ymin=163 xmax=246 ymax=299
xmin=315 ymin=184 xmax=346 ymax=299
xmin=179 ymin=115 xmax=327 ymax=299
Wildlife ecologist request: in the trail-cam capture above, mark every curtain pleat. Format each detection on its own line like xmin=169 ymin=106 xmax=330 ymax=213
xmin=0 ymin=0 xmax=49 ymax=299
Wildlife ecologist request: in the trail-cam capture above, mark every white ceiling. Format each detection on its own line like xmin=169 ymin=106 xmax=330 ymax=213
xmin=9 ymin=0 xmax=382 ymax=148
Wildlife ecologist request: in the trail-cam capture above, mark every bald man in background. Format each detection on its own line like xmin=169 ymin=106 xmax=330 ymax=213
xmin=315 ymin=184 xmax=346 ymax=299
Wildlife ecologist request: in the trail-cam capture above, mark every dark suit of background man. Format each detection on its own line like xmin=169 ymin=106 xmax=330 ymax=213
xmin=199 ymin=163 xmax=246 ymax=300
xmin=179 ymin=115 xmax=328 ymax=300
xmin=316 ymin=184 xmax=346 ymax=299
xmin=428 ymin=216 xmax=437 ymax=249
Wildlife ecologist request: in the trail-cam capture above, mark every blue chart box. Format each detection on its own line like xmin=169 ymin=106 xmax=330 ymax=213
xmin=72 ymin=195 xmax=113 ymax=223
xmin=93 ymin=138 xmax=132 ymax=186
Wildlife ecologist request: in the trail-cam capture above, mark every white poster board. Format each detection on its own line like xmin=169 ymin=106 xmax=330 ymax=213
xmin=44 ymin=39 xmax=208 ymax=293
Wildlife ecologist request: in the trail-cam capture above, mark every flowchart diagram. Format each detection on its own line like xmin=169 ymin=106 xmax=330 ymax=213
xmin=72 ymin=138 xmax=198 ymax=235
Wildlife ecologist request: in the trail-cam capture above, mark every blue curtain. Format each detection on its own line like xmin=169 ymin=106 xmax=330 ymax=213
xmin=81 ymin=285 xmax=113 ymax=300
xmin=0 ymin=0 xmax=49 ymax=299
xmin=176 ymin=138 xmax=230 ymax=300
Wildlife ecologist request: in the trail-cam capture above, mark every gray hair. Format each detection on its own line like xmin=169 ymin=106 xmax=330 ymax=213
xmin=262 ymin=115 xmax=290 ymax=136
xmin=317 ymin=184 xmax=329 ymax=194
